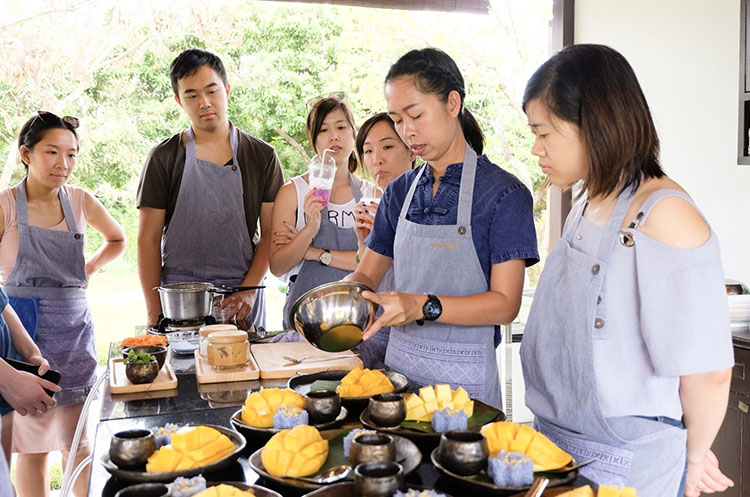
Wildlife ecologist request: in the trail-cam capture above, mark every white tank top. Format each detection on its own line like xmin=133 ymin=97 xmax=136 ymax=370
xmin=279 ymin=175 xmax=375 ymax=283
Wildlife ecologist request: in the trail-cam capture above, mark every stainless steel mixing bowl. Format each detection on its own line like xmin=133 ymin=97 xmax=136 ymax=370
xmin=288 ymin=281 xmax=376 ymax=352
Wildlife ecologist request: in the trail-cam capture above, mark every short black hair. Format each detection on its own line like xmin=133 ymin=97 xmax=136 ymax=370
xmin=523 ymin=44 xmax=664 ymax=198
xmin=169 ymin=48 xmax=228 ymax=95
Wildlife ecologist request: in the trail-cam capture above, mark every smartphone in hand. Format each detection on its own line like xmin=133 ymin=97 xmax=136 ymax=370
xmin=3 ymin=358 xmax=61 ymax=398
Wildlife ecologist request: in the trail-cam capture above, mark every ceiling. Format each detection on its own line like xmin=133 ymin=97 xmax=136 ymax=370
xmin=266 ymin=0 xmax=491 ymax=14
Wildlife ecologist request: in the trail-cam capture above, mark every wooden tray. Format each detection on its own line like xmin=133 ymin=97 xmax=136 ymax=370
xmin=250 ymin=342 xmax=363 ymax=379
xmin=109 ymin=358 xmax=178 ymax=394
xmin=194 ymin=350 xmax=260 ymax=384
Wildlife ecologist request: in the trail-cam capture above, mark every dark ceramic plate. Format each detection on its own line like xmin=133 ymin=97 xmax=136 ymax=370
xmin=430 ymin=447 xmax=578 ymax=496
xmin=229 ymin=407 xmax=348 ymax=444
xmin=101 ymin=424 xmax=246 ymax=483
xmin=248 ymin=429 xmax=422 ymax=494
xmin=114 ymin=481 xmax=283 ymax=497
xmin=287 ymin=370 xmax=408 ymax=414
xmin=360 ymin=399 xmax=504 ymax=444
xmin=302 ymin=482 xmax=454 ymax=496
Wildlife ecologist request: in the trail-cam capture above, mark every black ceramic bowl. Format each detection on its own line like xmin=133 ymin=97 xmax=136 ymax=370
xmin=123 ymin=346 xmax=168 ymax=370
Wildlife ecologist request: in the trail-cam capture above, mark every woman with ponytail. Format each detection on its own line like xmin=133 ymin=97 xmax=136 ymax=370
xmin=346 ymin=48 xmax=538 ymax=408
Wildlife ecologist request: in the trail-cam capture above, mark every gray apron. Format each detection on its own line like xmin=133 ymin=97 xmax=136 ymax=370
xmin=521 ymin=188 xmax=687 ymax=497
xmin=282 ymin=173 xmax=363 ymax=329
xmin=385 ymin=145 xmax=501 ymax=409
xmin=4 ymin=179 xmax=96 ymax=406
xmin=161 ymin=123 xmax=265 ymax=327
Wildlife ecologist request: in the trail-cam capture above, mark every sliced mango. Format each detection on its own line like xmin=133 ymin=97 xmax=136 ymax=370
xmin=480 ymin=421 xmax=572 ymax=471
xmin=241 ymin=388 xmax=305 ymax=428
xmin=261 ymin=425 xmax=328 ymax=477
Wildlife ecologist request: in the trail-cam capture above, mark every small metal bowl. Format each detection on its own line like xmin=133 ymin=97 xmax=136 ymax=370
xmin=305 ymin=389 xmax=341 ymax=424
xmin=350 ymin=432 xmax=396 ymax=466
xmin=438 ymin=430 xmax=488 ymax=476
xmin=109 ymin=429 xmax=156 ymax=469
xmin=354 ymin=461 xmax=404 ymax=497
xmin=368 ymin=393 xmax=406 ymax=427
xmin=288 ymin=281 xmax=376 ymax=352
xmin=114 ymin=483 xmax=170 ymax=497
xmin=122 ymin=346 xmax=167 ymax=371
xmin=125 ymin=361 xmax=160 ymax=384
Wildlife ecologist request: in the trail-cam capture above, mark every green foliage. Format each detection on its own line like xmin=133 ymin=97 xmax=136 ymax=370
xmin=0 ymin=1 xmax=551 ymax=269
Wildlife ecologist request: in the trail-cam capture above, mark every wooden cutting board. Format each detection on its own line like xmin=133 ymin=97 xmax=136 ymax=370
xmin=109 ymin=358 xmax=178 ymax=394
xmin=194 ymin=350 xmax=260 ymax=384
xmin=250 ymin=342 xmax=363 ymax=379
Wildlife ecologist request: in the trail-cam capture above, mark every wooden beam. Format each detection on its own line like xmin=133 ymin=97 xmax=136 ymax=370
xmin=546 ymin=0 xmax=574 ymax=248
xmin=265 ymin=0 xmax=490 ymax=14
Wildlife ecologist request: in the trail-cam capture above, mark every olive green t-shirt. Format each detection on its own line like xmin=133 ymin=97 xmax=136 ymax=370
xmin=136 ymin=127 xmax=284 ymax=244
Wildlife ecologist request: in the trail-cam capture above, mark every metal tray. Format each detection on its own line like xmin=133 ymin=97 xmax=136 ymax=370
xmin=100 ymin=424 xmax=246 ymax=483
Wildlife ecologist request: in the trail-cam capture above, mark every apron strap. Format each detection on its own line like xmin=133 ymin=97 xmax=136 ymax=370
xmin=14 ymin=179 xmax=79 ymax=232
xmin=397 ymin=144 xmax=478 ymax=225
xmin=457 ymin=144 xmax=478 ymax=226
xmin=594 ymin=187 xmax=637 ymax=261
xmin=185 ymin=121 xmax=240 ymax=168
xmin=398 ymin=164 xmax=427 ymax=220
xmin=632 ymin=189 xmax=696 ymax=226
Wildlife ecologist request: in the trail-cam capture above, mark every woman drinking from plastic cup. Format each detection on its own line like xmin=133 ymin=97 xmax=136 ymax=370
xmin=270 ymin=95 xmax=376 ymax=329
xmin=2 ymin=112 xmax=125 ymax=496
xmin=353 ymin=112 xmax=415 ymax=368
xmin=346 ymin=49 xmax=539 ymax=408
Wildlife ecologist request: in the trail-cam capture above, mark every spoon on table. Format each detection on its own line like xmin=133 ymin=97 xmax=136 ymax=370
xmin=539 ymin=458 xmax=597 ymax=474
xmin=524 ymin=476 xmax=549 ymax=497
xmin=282 ymin=354 xmax=360 ymax=365
xmin=282 ymin=464 xmax=351 ymax=484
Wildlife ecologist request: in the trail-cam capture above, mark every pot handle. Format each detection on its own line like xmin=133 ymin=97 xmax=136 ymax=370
xmin=209 ymin=285 xmax=266 ymax=295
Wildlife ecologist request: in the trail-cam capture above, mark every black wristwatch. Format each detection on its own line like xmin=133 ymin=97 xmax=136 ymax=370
xmin=416 ymin=294 xmax=442 ymax=326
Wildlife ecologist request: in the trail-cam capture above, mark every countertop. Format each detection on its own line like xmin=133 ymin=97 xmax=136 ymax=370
xmin=90 ymin=343 xmax=590 ymax=496
xmin=732 ymin=328 xmax=750 ymax=349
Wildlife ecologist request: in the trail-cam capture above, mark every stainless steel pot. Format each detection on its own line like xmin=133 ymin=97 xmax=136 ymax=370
xmin=156 ymin=282 xmax=213 ymax=321
xmin=156 ymin=282 xmax=267 ymax=321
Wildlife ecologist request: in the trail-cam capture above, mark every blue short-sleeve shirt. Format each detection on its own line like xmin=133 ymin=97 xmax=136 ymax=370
xmin=367 ymin=154 xmax=540 ymax=287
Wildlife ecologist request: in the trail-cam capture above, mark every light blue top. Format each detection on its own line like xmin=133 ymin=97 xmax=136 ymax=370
xmin=570 ymin=189 xmax=734 ymax=419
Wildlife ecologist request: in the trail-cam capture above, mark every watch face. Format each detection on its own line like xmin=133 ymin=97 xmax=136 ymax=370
xmin=423 ymin=295 xmax=442 ymax=321
xmin=319 ymin=251 xmax=333 ymax=265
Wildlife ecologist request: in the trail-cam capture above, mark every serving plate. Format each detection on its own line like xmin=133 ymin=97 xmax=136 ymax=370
xmin=360 ymin=400 xmax=504 ymax=444
xmin=431 ymin=447 xmax=578 ymax=496
xmin=229 ymin=407 xmax=348 ymax=444
xmin=302 ymin=482 xmax=453 ymax=496
xmin=249 ymin=428 xmax=421 ymax=494
xmin=206 ymin=481 xmax=283 ymax=497
xmin=287 ymin=370 xmax=408 ymax=414
xmin=101 ymin=424 xmax=246 ymax=483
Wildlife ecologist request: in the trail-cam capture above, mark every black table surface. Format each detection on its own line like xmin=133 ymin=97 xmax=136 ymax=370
xmin=90 ymin=343 xmax=591 ymax=496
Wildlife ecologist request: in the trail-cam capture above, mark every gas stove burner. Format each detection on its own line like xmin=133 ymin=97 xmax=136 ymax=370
xmin=148 ymin=315 xmax=217 ymax=335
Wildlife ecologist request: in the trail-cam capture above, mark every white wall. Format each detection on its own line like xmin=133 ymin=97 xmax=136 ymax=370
xmin=575 ymin=0 xmax=750 ymax=285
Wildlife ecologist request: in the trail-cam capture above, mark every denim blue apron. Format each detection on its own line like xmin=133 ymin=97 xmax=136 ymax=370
xmin=161 ymin=123 xmax=265 ymax=327
xmin=521 ymin=188 xmax=687 ymax=497
xmin=3 ymin=179 xmax=96 ymax=407
xmin=282 ymin=173 xmax=363 ymax=329
xmin=385 ymin=145 xmax=501 ymax=409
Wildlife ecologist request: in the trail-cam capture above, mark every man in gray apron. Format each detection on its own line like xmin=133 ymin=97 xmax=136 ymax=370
xmin=137 ymin=48 xmax=283 ymax=328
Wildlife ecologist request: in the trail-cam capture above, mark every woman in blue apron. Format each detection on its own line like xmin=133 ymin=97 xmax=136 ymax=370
xmin=520 ymin=45 xmax=734 ymax=497
xmin=347 ymin=48 xmax=539 ymax=409
xmin=270 ymin=96 xmax=375 ymax=329
xmin=352 ymin=112 xmax=415 ymax=369
xmin=3 ymin=112 xmax=125 ymax=496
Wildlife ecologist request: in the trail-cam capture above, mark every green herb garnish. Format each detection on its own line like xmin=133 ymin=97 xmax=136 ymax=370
xmin=125 ymin=349 xmax=156 ymax=364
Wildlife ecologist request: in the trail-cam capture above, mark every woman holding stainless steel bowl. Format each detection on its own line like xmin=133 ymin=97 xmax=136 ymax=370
xmin=346 ymin=48 xmax=538 ymax=409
